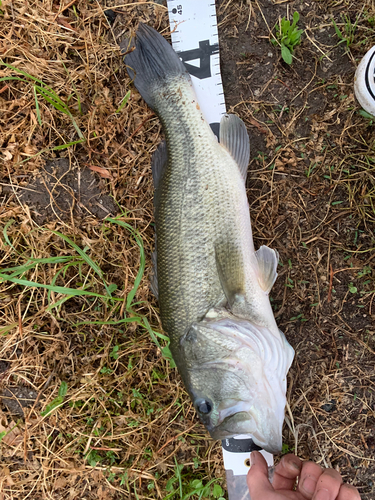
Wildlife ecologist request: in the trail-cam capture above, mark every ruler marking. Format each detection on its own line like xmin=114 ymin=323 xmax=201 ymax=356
xmin=167 ymin=0 xmax=226 ymax=125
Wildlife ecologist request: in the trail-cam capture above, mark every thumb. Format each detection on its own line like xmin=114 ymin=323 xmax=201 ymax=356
xmin=247 ymin=451 xmax=274 ymax=499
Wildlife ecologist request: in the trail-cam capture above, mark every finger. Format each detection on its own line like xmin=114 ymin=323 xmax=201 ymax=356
xmin=312 ymin=469 xmax=343 ymax=500
xmin=272 ymin=454 xmax=302 ymax=491
xmin=297 ymin=461 xmax=323 ymax=499
xmin=247 ymin=451 xmax=274 ymax=497
xmin=337 ymin=484 xmax=361 ymax=500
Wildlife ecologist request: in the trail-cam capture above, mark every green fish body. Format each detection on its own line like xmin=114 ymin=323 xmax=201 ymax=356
xmin=125 ymin=24 xmax=294 ymax=453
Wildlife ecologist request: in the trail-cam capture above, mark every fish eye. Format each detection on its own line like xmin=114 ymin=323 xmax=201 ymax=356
xmin=195 ymin=398 xmax=212 ymax=415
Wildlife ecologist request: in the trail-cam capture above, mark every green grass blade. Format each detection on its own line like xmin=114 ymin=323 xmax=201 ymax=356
xmin=3 ymin=219 xmax=18 ymax=253
xmin=33 ymin=85 xmax=43 ymax=125
xmin=1 ymin=257 xmax=74 ymax=276
xmin=0 ymin=61 xmax=45 ymax=84
xmin=35 ymin=88 xmax=67 ymax=113
xmin=50 ymin=230 xmax=113 ymax=297
xmin=41 ymin=381 xmax=68 ymax=417
xmin=116 ymin=90 xmax=131 ymax=113
xmin=0 ymin=63 xmax=84 ymax=140
xmin=47 ymin=261 xmax=80 ymax=304
xmin=0 ymin=322 xmax=18 ymax=336
xmin=52 ymin=139 xmax=85 ymax=150
xmin=174 ymin=457 xmax=183 ymax=499
xmin=34 ymin=85 xmax=67 ymax=110
xmin=332 ymin=19 xmax=343 ymax=40
xmin=69 ymin=116 xmax=84 ymax=139
xmin=106 ymin=218 xmax=145 ymax=309
xmin=0 ymin=274 xmax=118 ymax=299
xmin=0 ymin=76 xmax=30 ymax=83
xmin=105 ymin=218 xmax=175 ymax=366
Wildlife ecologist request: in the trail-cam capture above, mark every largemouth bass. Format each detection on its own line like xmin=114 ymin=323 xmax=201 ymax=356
xmin=124 ymin=24 xmax=294 ymax=453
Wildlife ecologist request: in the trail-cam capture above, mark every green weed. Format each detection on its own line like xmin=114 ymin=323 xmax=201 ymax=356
xmin=331 ymin=13 xmax=361 ymax=49
xmin=358 ymin=266 xmax=372 ymax=278
xmin=116 ymin=90 xmax=131 ymax=113
xmin=110 ymin=345 xmax=120 ymax=359
xmin=358 ymin=109 xmax=374 ymax=124
xmin=41 ymin=381 xmax=68 ymax=417
xmin=272 ymin=12 xmax=304 ymax=65
xmin=281 ymin=443 xmax=295 ymax=455
xmin=290 ymin=313 xmax=308 ymax=322
xmin=0 ymin=62 xmax=84 ymax=139
xmin=163 ymin=459 xmax=225 ymax=500
xmin=364 ymin=9 xmax=375 ymax=27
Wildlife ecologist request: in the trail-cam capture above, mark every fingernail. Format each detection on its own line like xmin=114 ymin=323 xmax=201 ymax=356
xmin=249 ymin=451 xmax=258 ymax=466
xmin=302 ymin=475 xmax=317 ymax=494
xmin=286 ymin=459 xmax=301 ymax=472
xmin=313 ymin=489 xmax=330 ymax=500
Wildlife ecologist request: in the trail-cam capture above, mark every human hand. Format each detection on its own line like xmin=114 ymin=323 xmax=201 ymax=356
xmin=247 ymin=450 xmax=361 ymax=500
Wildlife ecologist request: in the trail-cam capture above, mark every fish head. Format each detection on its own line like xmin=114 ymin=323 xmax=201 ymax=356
xmin=179 ymin=309 xmax=294 ymax=454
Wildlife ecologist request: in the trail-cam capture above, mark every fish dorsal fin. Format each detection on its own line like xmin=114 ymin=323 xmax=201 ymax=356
xmin=150 ymin=248 xmax=158 ymax=299
xmin=219 ymin=114 xmax=250 ymax=182
xmin=255 ymin=245 xmax=279 ymax=294
xmin=151 ymin=140 xmax=168 ymax=211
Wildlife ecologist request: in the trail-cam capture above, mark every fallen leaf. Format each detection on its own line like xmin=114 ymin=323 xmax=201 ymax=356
xmin=57 ymin=17 xmax=77 ymax=31
xmin=0 ymin=421 xmax=23 ymax=447
xmin=54 ymin=476 xmax=68 ymax=490
xmin=69 ymin=487 xmax=78 ymax=499
xmin=2 ymin=150 xmax=12 ymax=161
xmin=0 ymin=467 xmax=14 ymax=486
xmin=97 ymin=486 xmax=113 ymax=500
xmin=86 ymin=164 xmax=113 ymax=179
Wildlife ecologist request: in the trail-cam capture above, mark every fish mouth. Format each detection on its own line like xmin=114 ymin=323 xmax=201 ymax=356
xmin=206 ymin=410 xmax=283 ymax=454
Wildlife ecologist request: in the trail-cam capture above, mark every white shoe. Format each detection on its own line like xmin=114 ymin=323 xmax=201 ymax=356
xmin=354 ymin=46 xmax=375 ymax=117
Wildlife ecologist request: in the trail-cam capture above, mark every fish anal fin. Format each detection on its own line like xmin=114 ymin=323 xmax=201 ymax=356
xmin=219 ymin=114 xmax=250 ymax=182
xmin=255 ymin=245 xmax=279 ymax=294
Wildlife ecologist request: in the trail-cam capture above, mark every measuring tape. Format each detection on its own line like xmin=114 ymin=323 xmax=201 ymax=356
xmin=166 ymin=1 xmax=274 ymax=497
xmin=167 ymin=0 xmax=226 ymax=128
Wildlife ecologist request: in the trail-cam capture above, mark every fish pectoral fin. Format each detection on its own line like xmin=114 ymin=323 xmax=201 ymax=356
xmin=219 ymin=114 xmax=250 ymax=182
xmin=255 ymin=245 xmax=279 ymax=294
xmin=215 ymin=243 xmax=245 ymax=309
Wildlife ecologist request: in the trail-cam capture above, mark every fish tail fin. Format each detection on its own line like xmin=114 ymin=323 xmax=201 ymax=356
xmin=124 ymin=24 xmax=187 ymax=109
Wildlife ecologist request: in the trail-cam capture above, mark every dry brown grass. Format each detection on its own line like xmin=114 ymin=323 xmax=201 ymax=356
xmin=1 ymin=0 xmax=375 ymax=499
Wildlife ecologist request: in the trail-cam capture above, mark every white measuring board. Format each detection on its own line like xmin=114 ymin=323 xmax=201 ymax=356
xmin=167 ymin=0 xmax=226 ymax=126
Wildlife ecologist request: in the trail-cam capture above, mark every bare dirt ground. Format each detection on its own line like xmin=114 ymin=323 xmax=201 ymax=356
xmin=0 ymin=0 xmax=374 ymax=498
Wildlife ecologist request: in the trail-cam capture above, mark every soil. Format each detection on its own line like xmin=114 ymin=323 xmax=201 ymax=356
xmin=0 ymin=0 xmax=374 ymax=499
xmin=19 ymin=158 xmax=117 ymax=224
xmin=1 ymin=386 xmax=39 ymax=417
